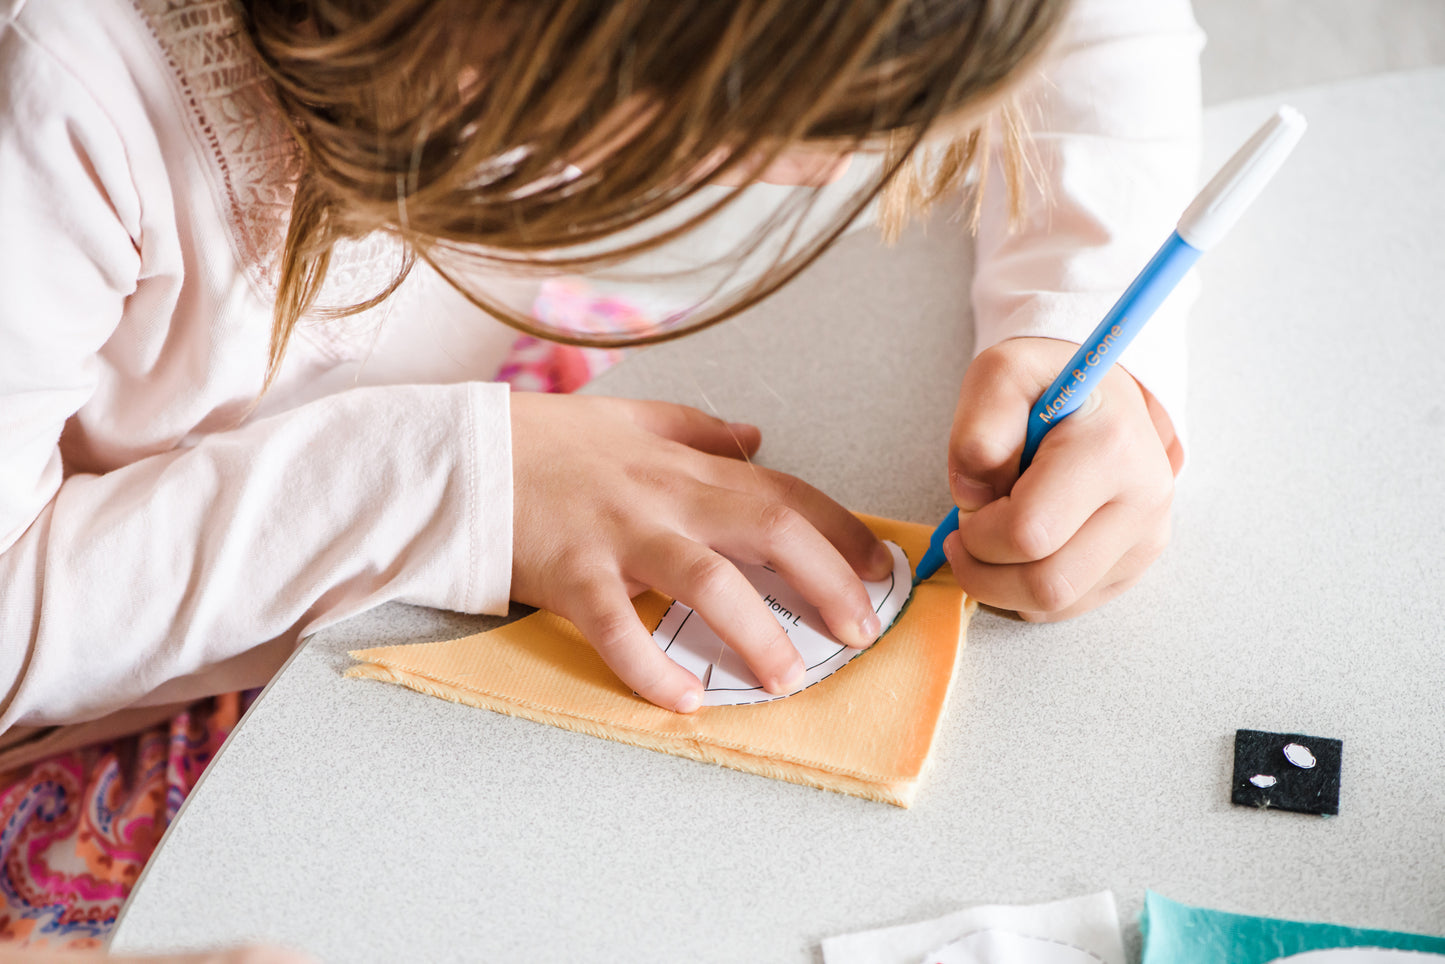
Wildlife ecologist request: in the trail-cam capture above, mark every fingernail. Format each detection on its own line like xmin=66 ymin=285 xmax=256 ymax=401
xmin=951 ymin=476 xmax=994 ymax=512
xmin=727 ymin=422 xmax=760 ymax=444
xmin=771 ymin=658 xmax=806 ymax=694
xmin=869 ymin=542 xmax=894 ymax=579
xmin=860 ymin=611 xmax=882 ymax=644
xmin=941 ymin=531 xmax=959 ymax=565
xmin=675 ymin=689 xmax=702 ymax=713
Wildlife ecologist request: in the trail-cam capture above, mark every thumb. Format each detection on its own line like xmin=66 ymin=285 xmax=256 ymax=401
xmin=949 ymin=342 xmax=1055 ymax=511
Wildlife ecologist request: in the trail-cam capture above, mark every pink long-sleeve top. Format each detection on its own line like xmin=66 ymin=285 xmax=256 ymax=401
xmin=0 ymin=0 xmax=1203 ymax=738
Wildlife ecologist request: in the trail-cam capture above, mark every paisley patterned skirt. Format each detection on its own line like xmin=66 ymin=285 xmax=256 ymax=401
xmin=0 ymin=692 xmax=255 ymax=948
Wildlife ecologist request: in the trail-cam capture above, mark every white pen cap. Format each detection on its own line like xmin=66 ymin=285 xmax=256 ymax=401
xmin=1176 ymin=105 xmax=1307 ymax=251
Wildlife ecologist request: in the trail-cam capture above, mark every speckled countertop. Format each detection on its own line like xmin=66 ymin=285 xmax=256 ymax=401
xmin=111 ymin=73 xmax=1445 ymax=963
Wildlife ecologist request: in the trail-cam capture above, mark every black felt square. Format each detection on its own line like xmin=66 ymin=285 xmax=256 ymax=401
xmin=1231 ymin=728 xmax=1343 ymax=815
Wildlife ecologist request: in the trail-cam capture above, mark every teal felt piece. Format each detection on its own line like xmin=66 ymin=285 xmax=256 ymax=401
xmin=1141 ymin=892 xmax=1445 ymax=964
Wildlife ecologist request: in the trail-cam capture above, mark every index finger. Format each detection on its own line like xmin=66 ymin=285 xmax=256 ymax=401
xmin=959 ymin=395 xmax=1172 ymax=565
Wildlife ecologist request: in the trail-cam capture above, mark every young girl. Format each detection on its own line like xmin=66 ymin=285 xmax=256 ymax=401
xmin=0 ymin=0 xmax=1200 ymax=951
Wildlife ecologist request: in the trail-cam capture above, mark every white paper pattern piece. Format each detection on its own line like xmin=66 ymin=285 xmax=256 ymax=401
xmin=651 ymin=541 xmax=912 ymax=706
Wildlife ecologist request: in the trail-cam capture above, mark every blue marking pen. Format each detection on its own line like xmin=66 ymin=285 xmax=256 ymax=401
xmin=914 ymin=106 xmax=1307 ymax=585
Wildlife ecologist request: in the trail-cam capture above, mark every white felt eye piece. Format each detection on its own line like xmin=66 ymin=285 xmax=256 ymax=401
xmin=1283 ymin=743 xmax=1317 ymax=769
xmin=1249 ymin=774 xmax=1278 ymax=788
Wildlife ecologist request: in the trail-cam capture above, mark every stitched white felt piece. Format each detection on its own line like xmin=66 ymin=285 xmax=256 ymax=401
xmin=820 ymin=892 xmax=1125 ymax=964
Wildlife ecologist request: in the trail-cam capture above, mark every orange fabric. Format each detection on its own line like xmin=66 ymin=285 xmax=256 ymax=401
xmin=347 ymin=515 xmax=971 ymax=807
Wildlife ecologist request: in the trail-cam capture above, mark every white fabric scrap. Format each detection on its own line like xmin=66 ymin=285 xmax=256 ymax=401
xmin=820 ymin=891 xmax=1125 ymax=964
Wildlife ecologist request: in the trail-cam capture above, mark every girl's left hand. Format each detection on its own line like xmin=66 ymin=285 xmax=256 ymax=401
xmin=944 ymin=337 xmax=1182 ymax=621
xmin=508 ymin=393 xmax=891 ymax=713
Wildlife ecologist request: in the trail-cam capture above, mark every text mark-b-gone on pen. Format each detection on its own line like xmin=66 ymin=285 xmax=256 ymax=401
xmin=913 ymin=106 xmax=1308 ymax=585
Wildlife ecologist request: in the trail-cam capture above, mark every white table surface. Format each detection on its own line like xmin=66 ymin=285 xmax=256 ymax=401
xmin=110 ymin=70 xmax=1445 ymax=963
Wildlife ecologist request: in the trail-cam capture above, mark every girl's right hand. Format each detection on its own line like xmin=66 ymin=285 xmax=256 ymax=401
xmin=509 ymin=393 xmax=893 ymax=713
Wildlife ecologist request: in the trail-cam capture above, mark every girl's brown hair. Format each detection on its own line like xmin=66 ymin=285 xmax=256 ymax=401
xmin=244 ymin=0 xmax=1068 ymax=387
